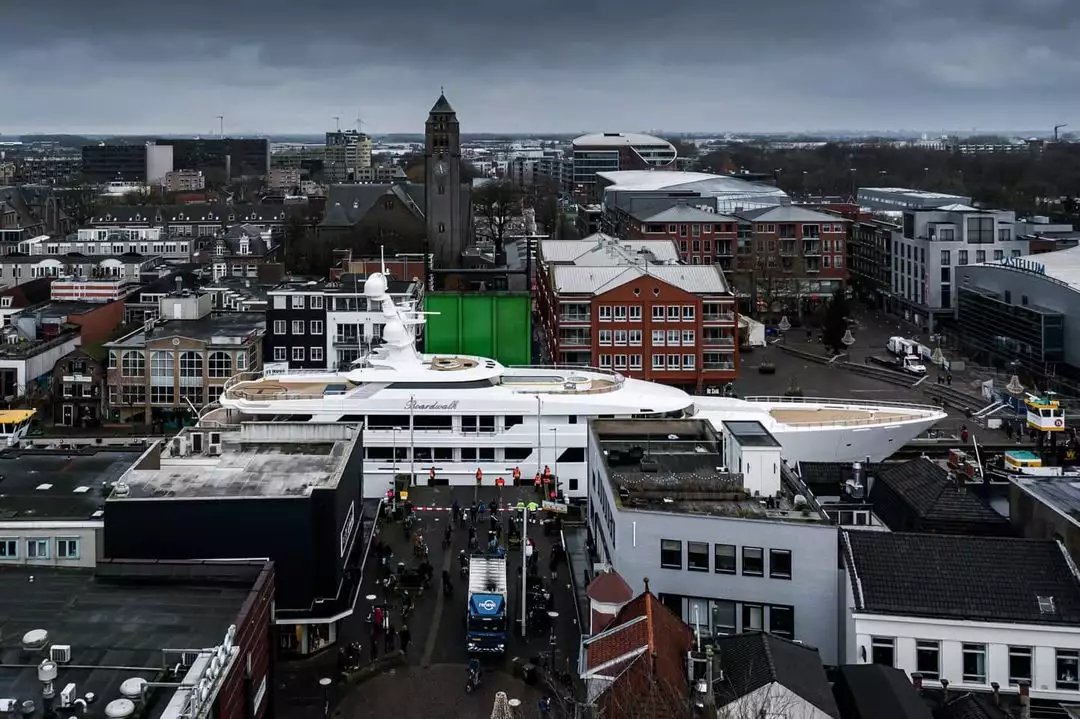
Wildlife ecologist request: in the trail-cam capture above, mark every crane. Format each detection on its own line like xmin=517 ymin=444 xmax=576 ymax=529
xmin=332 ymin=116 xmax=341 ymax=132
xmin=216 ymin=116 xmax=224 ymax=138
xmin=1055 ymin=124 xmax=1068 ymax=142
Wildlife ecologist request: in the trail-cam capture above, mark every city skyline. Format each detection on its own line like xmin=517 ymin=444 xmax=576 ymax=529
xmin=2 ymin=0 xmax=1079 ymax=134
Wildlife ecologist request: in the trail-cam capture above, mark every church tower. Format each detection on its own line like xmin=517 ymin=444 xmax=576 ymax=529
xmin=425 ymin=92 xmax=464 ymax=269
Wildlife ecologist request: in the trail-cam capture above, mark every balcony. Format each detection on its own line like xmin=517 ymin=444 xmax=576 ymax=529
xmin=703 ymin=312 xmax=736 ymax=323
xmin=334 ymin=336 xmax=361 ymax=347
xmin=558 ymin=333 xmax=592 ymax=347
xmin=559 ymin=313 xmax=591 ymax=324
xmin=802 ymin=242 xmax=821 ymax=256
xmin=703 ymin=361 xmax=736 ymax=371
xmin=703 ymin=334 xmax=735 ymax=348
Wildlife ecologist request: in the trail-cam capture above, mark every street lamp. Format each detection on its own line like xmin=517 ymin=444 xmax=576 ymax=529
xmin=546 ymin=610 xmax=560 ymax=672
xmin=392 ymin=426 xmax=401 ymax=510
xmin=549 ymin=427 xmax=559 ymax=499
xmin=318 ymin=677 xmax=332 ymax=719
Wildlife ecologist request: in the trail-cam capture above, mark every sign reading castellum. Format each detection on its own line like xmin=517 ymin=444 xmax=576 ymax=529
xmin=405 ymin=398 xmax=460 ymax=412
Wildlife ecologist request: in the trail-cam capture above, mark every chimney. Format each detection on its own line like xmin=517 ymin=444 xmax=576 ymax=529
xmin=940 ymin=679 xmax=949 ymax=702
xmin=1019 ymin=682 xmax=1030 ymax=719
xmin=991 ymin=682 xmax=1000 ymax=707
xmin=911 ymin=673 xmax=923 ymax=692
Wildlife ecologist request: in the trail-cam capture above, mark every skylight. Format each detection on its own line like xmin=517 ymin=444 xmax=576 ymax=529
xmin=35 ymin=483 xmax=53 ymax=491
xmin=1038 ymin=595 xmax=1056 ymax=614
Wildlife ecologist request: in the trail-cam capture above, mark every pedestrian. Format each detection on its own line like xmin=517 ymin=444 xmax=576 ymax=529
xmin=946 ymin=372 xmax=952 ymax=386
xmin=384 ymin=623 xmax=396 ymax=653
xmin=549 ymin=555 xmax=558 ymax=583
xmin=443 ymin=524 xmax=452 ymax=549
xmin=373 ymin=605 xmax=384 ymax=633
xmin=399 ymin=624 xmax=411 ymax=655
xmin=452 ymin=499 xmax=460 ymax=526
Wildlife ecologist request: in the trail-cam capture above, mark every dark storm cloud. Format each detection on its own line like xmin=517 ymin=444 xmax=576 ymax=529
xmin=2 ymin=0 xmax=1079 ymax=132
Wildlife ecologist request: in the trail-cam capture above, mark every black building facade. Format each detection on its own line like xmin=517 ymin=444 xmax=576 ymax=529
xmin=102 ymin=425 xmax=366 ymax=655
xmin=81 ymin=144 xmax=147 ymax=182
xmin=155 ymin=138 xmax=270 ymax=181
xmin=265 ymin=283 xmax=329 ymax=369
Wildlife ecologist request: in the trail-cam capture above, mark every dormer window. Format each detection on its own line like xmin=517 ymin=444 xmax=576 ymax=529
xmin=239 ymin=240 xmax=250 ymax=256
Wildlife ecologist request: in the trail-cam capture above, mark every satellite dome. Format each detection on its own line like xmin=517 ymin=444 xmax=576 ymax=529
xmin=363 ymin=273 xmax=388 ymax=298
xmin=382 ymin=320 xmax=410 ymax=347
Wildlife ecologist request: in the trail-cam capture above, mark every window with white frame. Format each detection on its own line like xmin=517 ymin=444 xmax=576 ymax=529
xmin=292 ymin=347 xmax=305 ymax=362
xmin=311 ymin=347 xmax=324 ymax=362
xmin=683 ymin=354 xmax=696 ymax=370
xmin=598 ymin=306 xmax=612 ymax=322
xmin=1009 ymin=646 xmax=1033 ymax=687
xmin=683 ymin=305 xmax=695 ymax=321
xmin=599 ymin=354 xmax=612 ymax=368
xmin=667 ymin=330 xmax=680 ymax=346
xmin=207 ymin=351 xmax=232 ymax=378
xmin=598 ymin=330 xmax=612 ymax=346
xmin=651 ymin=330 xmax=665 ymax=346
xmin=274 ymin=320 xmax=286 ymax=335
xmin=179 ymin=351 xmax=203 ymax=377
xmin=629 ymin=330 xmax=642 ymax=346
xmin=629 ymin=354 xmax=642 ymax=369
xmin=311 ymin=295 xmax=324 ymax=309
xmin=291 ymin=295 xmax=305 ymax=309
xmin=614 ymin=330 xmax=627 ymax=346
xmin=121 ymin=351 xmax=145 ymax=377
xmin=916 ymin=641 xmax=940 ymax=680
xmin=613 ymin=306 xmax=627 ymax=321
xmin=26 ymin=538 xmax=48 ymax=559
xmin=652 ymin=355 xmax=665 ymax=369
xmin=291 ymin=320 xmax=304 ymax=335
xmin=628 ymin=306 xmax=642 ymax=321
xmin=962 ymin=644 xmax=987 ymax=684
xmin=310 ymin=320 xmax=324 ymax=334
xmin=652 ymin=306 xmax=665 ymax=321
xmin=682 ymin=330 xmax=695 ymax=345
xmin=871 ymin=637 xmax=895 ymax=667
xmin=667 ymin=354 xmax=679 ymax=368
xmin=0 ymin=538 xmax=16 ymax=558
xmin=614 ymin=354 xmax=627 ymax=370
xmin=150 ymin=385 xmax=174 ymax=404
xmin=150 ymin=351 xmax=174 ymax=377
xmin=273 ymin=346 xmax=287 ymax=362
xmin=667 ymin=306 xmax=680 ymax=320
xmin=236 ymin=351 xmax=248 ymax=371
xmin=1057 ymin=650 xmax=1079 ymax=691
xmin=56 ymin=538 xmax=80 ymax=559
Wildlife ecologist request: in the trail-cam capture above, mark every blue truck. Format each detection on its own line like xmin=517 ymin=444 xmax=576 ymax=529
xmin=466 ymin=553 xmax=508 ymax=653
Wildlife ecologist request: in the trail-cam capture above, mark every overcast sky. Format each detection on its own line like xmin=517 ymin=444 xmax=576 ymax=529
xmin=3 ymin=0 xmax=1079 ymax=135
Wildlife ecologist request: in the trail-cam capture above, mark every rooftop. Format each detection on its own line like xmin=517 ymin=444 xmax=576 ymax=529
xmin=869 ymin=457 xmax=1010 ymax=535
xmin=1012 ymin=473 xmax=1080 ymax=525
xmin=735 ymin=205 xmax=845 ymax=224
xmin=598 ymin=171 xmax=788 ymax=210
xmin=834 ymin=664 xmax=933 ymax=719
xmin=842 ymin=530 xmax=1080 ymax=624
xmin=973 ymin=244 xmax=1080 ymax=294
xmin=106 ymin=312 xmax=264 ymax=348
xmin=592 ymin=419 xmax=825 ymax=522
xmin=540 ymin=234 xmax=680 ymax=266
xmin=858 ymin=187 xmax=972 ymax=201
xmin=723 ymin=420 xmax=781 ymax=447
xmin=572 ymin=132 xmax=674 ymax=149
xmin=0 ymin=561 xmax=266 ymax=719
xmin=0 ymin=449 xmax=142 ymax=521
xmin=550 ymin=263 xmax=728 ymax=296
xmin=713 ymin=632 xmax=839 ymax=719
xmin=113 ymin=424 xmax=361 ymax=500
xmin=636 ymin=205 xmax=737 ymax=224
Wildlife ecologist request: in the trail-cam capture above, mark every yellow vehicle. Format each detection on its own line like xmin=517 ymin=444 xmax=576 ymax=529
xmin=1026 ymin=394 xmax=1066 ymax=433
xmin=0 ymin=409 xmax=35 ymax=447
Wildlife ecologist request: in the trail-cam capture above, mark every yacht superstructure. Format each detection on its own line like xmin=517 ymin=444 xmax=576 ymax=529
xmin=212 ymin=272 xmax=947 ymax=499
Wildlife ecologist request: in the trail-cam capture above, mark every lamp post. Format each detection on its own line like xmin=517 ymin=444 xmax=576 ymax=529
xmin=318 ymin=677 xmax=332 ymax=719
xmin=520 ymin=506 xmax=529 ymax=638
xmin=546 ymin=610 xmax=560 ymax=671
xmin=408 ymin=395 xmax=416 ymax=487
xmin=535 ymin=395 xmax=542 ymax=477
xmin=549 ymin=427 xmax=558 ymax=499
xmin=392 ymin=426 xmax=401 ymax=510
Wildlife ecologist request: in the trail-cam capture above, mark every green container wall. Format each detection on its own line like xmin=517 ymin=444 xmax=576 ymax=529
xmin=423 ymin=292 xmax=532 ymax=366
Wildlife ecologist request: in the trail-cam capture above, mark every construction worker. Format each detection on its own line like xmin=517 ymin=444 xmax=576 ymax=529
xmin=512 ymin=466 xmax=522 ymax=484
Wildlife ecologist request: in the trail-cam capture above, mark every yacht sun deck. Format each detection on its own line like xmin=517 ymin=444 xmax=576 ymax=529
xmin=768 ymin=407 xmax=922 ymax=427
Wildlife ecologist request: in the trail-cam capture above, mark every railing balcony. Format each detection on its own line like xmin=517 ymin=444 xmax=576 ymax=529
xmin=559 ymin=313 xmax=591 ymax=324
xmin=802 ymin=242 xmax=822 ymax=255
xmin=703 ymin=361 xmax=736 ymax=370
xmin=703 ymin=337 xmax=735 ymax=347
xmin=334 ymin=336 xmax=361 ymax=347
xmin=703 ymin=313 xmax=736 ymax=323
xmin=558 ymin=334 xmax=592 ymax=347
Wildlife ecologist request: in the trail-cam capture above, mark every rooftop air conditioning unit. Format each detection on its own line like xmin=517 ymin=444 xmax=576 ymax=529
xmin=50 ymin=645 xmax=71 ymax=663
xmin=207 ymin=445 xmax=222 ymax=456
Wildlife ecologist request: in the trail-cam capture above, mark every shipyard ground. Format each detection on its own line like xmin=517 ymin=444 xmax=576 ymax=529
xmin=276 ymin=485 xmax=581 ymax=719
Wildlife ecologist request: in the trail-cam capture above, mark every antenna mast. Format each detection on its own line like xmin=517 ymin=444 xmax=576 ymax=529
xmin=216 ymin=116 xmax=224 ymax=138
xmin=1055 ymin=124 xmax=1068 ymax=142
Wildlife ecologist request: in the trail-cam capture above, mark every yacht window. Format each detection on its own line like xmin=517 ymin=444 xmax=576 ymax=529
xmin=368 ymin=447 xmax=394 ymax=460
xmin=393 ymin=446 xmax=409 ymax=461
xmin=415 ymin=415 xmax=452 ymax=430
xmin=368 ymin=415 xmax=410 ymax=430
xmin=462 ymin=416 xmax=479 ymax=432
xmin=414 ymin=447 xmax=433 ymax=461
xmin=505 ymin=415 xmax=524 ymax=429
xmin=433 ymin=448 xmax=454 ymax=461
xmin=478 ymin=448 xmax=495 ymax=461
xmin=558 ymin=448 xmax=586 ymax=463
xmin=461 ymin=448 xmax=477 ymax=461
xmin=506 ymin=448 xmax=531 ymax=461
xmin=479 ymin=416 xmax=496 ymax=432
xmin=569 ymin=416 xmax=579 ymax=424
xmin=568 ymin=478 xmax=579 ymax=491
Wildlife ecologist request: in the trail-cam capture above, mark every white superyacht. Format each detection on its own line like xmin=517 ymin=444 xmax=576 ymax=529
xmin=210 ymin=272 xmax=946 ymax=499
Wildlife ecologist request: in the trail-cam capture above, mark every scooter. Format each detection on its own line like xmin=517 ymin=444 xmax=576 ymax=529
xmin=465 ymin=659 xmax=482 ymax=694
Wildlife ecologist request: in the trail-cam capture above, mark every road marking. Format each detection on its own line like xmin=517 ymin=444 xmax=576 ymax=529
xmin=421 ymin=527 xmax=455 ymax=668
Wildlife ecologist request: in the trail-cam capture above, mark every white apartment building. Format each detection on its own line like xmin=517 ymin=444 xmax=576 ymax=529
xmin=890 ymin=205 xmax=1029 ymax=330
xmin=841 ymin=530 xmax=1080 ymax=703
xmin=324 ymin=130 xmax=373 ymax=183
xmin=19 ymin=227 xmax=192 ymax=260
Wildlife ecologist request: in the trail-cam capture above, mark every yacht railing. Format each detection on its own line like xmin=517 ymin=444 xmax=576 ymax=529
xmin=506 ymin=365 xmax=626 ymax=394
xmin=767 ymin=414 xmax=928 ymax=428
xmin=742 ymin=395 xmax=943 ymax=411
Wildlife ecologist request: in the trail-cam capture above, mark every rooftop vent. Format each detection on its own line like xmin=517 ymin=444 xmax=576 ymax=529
xmin=21 ymin=630 xmax=49 ymax=652
xmin=104 ymin=699 xmax=135 ymax=719
xmin=118 ymin=678 xmax=146 ymax=700
xmin=112 ymin=480 xmax=130 ymax=498
xmin=639 ymin=457 xmax=660 ymax=473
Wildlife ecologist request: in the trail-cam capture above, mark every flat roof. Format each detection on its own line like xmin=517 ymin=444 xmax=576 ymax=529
xmin=0 ymin=449 xmax=143 ymax=521
xmin=857 ymin=187 xmax=971 ymax=201
xmin=106 ymin=312 xmax=265 ymax=348
xmin=591 ymin=419 xmax=824 ymax=522
xmin=116 ymin=427 xmax=359 ymax=499
xmin=0 ymin=562 xmax=261 ymax=719
xmin=1013 ymin=474 xmax=1080 ymax=522
xmin=572 ymin=132 xmax=674 ymax=149
xmin=723 ymin=420 xmax=781 ymax=447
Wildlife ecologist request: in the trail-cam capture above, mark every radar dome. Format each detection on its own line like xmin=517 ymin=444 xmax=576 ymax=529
xmin=382 ymin=320 xmax=410 ymax=347
xmin=363 ymin=273 xmax=388 ymax=298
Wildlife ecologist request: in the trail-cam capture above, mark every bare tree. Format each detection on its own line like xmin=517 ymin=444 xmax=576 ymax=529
xmin=473 ymin=179 xmax=522 ymax=254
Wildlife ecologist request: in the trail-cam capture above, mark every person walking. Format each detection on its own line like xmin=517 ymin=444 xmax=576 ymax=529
xmin=549 ymin=554 xmax=559 ymax=583
xmin=373 ymin=605 xmax=384 ymax=635
xmin=399 ymin=624 xmax=411 ymax=655
xmin=384 ymin=623 xmax=396 ymax=653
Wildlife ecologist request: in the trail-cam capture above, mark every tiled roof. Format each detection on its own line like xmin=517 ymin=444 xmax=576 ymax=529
xmin=869 ymin=457 xmax=1010 ymax=535
xmin=539 ymin=234 xmax=681 ymax=265
xmin=637 ymin=205 xmax=737 ymax=224
xmin=736 ymin=205 xmax=842 ymax=223
xmin=833 ymin=664 xmax=933 ymax=719
xmin=90 ymin=204 xmax=293 ymax=225
xmin=935 ymin=692 xmax=1010 ymax=719
xmin=581 ymin=591 xmax=692 ymax=719
xmin=713 ymin=632 xmax=839 ymax=718
xmin=842 ymin=530 xmax=1080 ymax=624
xmin=587 ymin=570 xmax=633 ymax=605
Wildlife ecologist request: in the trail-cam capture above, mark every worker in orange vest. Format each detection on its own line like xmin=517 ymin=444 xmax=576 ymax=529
xmin=429 ymin=467 xmax=436 ymax=483
xmin=512 ymin=466 xmax=521 ymax=484
xmin=476 ymin=468 xmax=483 ymax=483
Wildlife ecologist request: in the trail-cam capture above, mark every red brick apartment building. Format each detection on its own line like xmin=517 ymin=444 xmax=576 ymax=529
xmin=536 ymin=236 xmax=738 ymax=393
xmin=620 ymin=204 xmax=740 ymax=270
